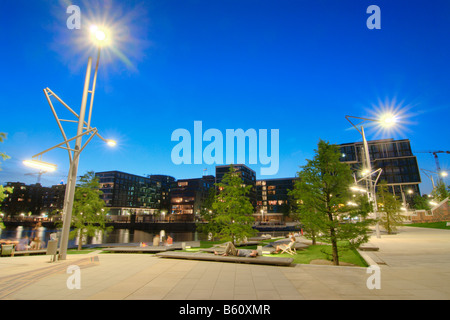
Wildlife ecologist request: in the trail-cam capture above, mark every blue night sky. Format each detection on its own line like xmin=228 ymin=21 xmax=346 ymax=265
xmin=1 ymin=0 xmax=449 ymax=194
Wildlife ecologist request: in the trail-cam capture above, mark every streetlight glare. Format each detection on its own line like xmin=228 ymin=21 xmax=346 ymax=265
xmin=364 ymin=97 xmax=414 ymax=141
xmin=96 ymin=30 xmax=106 ymax=41
xmin=23 ymin=159 xmax=57 ymax=172
xmin=90 ymin=25 xmax=109 ymax=45
xmin=379 ymin=113 xmax=397 ymax=128
xmin=350 ymin=185 xmax=367 ymax=193
xmin=361 ymin=169 xmax=370 ymax=176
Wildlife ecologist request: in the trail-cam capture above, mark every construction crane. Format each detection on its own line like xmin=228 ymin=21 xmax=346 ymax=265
xmin=25 ymin=170 xmax=47 ymax=184
xmin=416 ymin=151 xmax=450 ymax=184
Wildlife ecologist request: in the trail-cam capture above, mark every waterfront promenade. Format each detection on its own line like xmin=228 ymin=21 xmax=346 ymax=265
xmin=0 ymin=226 xmax=449 ymax=300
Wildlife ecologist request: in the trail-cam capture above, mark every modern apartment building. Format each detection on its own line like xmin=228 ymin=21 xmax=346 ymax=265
xmin=170 ymin=175 xmax=215 ymax=217
xmin=1 ymin=182 xmax=66 ymax=216
xmin=339 ymin=138 xmax=421 ymax=206
xmin=95 ymin=171 xmax=174 ymax=215
xmin=256 ymin=177 xmax=296 ymax=222
xmin=148 ymin=174 xmax=177 ymax=212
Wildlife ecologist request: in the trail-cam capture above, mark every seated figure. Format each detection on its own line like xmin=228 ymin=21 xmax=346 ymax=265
xmin=273 ymin=236 xmax=296 ymax=254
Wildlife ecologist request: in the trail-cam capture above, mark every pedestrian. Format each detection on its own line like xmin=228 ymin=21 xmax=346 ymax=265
xmin=153 ymin=234 xmax=160 ymax=246
xmin=17 ymin=236 xmax=29 ymax=251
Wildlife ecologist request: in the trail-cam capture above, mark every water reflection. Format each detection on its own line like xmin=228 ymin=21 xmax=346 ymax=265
xmin=1 ymin=226 xmax=289 ymax=248
xmin=0 ymin=226 xmax=208 ymax=248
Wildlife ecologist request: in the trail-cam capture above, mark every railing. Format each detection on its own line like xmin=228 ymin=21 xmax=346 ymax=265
xmin=2 ymin=216 xmax=63 ymax=223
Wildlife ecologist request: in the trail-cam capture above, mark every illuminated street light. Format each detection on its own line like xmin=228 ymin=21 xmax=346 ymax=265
xmin=350 ymin=185 xmax=367 ymax=193
xmin=26 ymin=24 xmax=115 ymax=260
xmin=23 ymin=159 xmax=57 ymax=172
xmin=421 ymin=168 xmax=448 ymax=191
xmin=345 ymin=114 xmax=399 ymax=239
xmin=90 ymin=25 xmax=109 ymax=46
xmin=379 ymin=113 xmax=397 ymax=128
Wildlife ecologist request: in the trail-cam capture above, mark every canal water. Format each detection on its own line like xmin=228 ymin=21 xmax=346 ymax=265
xmin=0 ymin=226 xmax=207 ymax=248
xmin=0 ymin=226 xmax=291 ymax=248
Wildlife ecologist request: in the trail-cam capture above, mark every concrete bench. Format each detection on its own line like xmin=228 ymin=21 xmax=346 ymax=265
xmin=358 ymin=243 xmax=379 ymax=251
xmin=155 ymin=251 xmax=294 ymax=266
xmin=11 ymin=249 xmax=48 ymax=256
xmin=0 ymin=244 xmax=15 ymax=257
xmin=102 ymin=246 xmax=180 ymax=253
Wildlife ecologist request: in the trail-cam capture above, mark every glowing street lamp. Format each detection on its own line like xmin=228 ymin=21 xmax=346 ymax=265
xmin=350 ymin=185 xmax=367 ymax=193
xmin=90 ymin=25 xmax=109 ymax=45
xmin=23 ymin=159 xmax=57 ymax=172
xmin=345 ymin=113 xmax=399 ymax=238
xmin=379 ymin=113 xmax=398 ymax=128
xmin=421 ymin=168 xmax=448 ymax=191
xmin=26 ymin=24 xmax=115 ymax=260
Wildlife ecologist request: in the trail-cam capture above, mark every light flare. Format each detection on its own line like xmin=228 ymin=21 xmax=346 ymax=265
xmin=52 ymin=0 xmax=150 ymax=74
xmin=364 ymin=97 xmax=415 ymax=139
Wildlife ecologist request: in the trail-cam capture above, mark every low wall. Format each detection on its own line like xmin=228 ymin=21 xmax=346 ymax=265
xmin=410 ymin=198 xmax=450 ymax=223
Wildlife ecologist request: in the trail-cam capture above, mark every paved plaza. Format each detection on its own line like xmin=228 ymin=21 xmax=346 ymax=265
xmin=0 ymin=226 xmax=449 ymax=300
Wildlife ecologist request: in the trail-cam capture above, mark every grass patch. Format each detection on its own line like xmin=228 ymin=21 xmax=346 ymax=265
xmin=199 ymin=240 xmax=225 ymax=248
xmin=406 ymin=222 xmax=450 ymax=230
xmin=264 ymin=244 xmax=368 ymax=267
xmin=67 ymin=248 xmax=98 ymax=254
xmin=186 ymin=240 xmax=369 ymax=267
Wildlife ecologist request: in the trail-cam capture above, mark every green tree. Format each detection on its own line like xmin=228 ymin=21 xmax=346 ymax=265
xmin=376 ymin=181 xmax=405 ymax=234
xmin=69 ymin=171 xmax=112 ymax=250
xmin=210 ymin=165 xmax=256 ymax=244
xmin=431 ymin=181 xmax=449 ymax=202
xmin=0 ymin=132 xmax=10 ymax=170
xmin=290 ymin=140 xmax=372 ymax=265
xmin=290 ymin=185 xmax=324 ymax=245
xmin=0 ymin=132 xmax=11 ymax=229
xmin=413 ymin=194 xmax=431 ymax=210
xmin=196 ymin=187 xmax=221 ymax=238
xmin=0 ymin=185 xmax=10 ymax=230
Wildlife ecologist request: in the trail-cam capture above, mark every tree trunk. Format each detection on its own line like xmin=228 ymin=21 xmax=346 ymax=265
xmin=330 ymin=226 xmax=339 ymax=265
xmin=78 ymin=231 xmax=83 ymax=251
xmin=327 ymin=210 xmax=339 ymax=265
xmin=311 ymin=230 xmax=317 ymax=245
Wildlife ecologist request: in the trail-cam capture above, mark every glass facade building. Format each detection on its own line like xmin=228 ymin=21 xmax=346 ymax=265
xmin=95 ymin=171 xmax=174 ymax=215
xmin=339 ymin=138 xmax=421 ymax=205
xmin=256 ymin=177 xmax=296 ymax=222
xmin=170 ymin=175 xmax=215 ymax=218
xmin=1 ymin=182 xmax=66 ymax=216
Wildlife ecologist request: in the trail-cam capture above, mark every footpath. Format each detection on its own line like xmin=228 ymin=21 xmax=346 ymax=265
xmin=0 ymin=226 xmax=449 ymax=300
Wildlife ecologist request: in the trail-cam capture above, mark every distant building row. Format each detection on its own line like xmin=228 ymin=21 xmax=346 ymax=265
xmin=1 ymin=138 xmax=422 ymax=221
xmin=94 ymin=164 xmax=296 ymax=222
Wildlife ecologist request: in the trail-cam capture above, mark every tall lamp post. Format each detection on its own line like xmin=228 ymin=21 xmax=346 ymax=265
xmin=421 ymin=168 xmax=448 ymax=191
xmin=345 ymin=114 xmax=397 ymax=238
xmin=24 ymin=26 xmax=115 ymax=260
